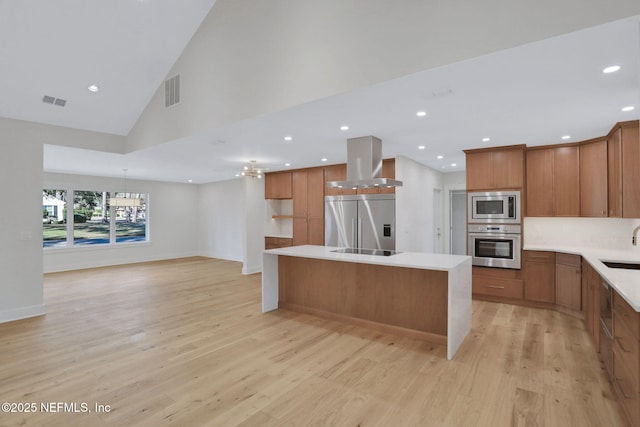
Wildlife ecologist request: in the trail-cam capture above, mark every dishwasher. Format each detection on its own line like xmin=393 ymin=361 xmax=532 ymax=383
xmin=599 ymin=279 xmax=613 ymax=377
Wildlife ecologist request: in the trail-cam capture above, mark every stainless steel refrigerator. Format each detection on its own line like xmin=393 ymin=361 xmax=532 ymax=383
xmin=325 ymin=194 xmax=396 ymax=250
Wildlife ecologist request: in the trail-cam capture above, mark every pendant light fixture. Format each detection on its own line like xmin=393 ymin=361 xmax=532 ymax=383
xmin=240 ymin=160 xmax=267 ymax=179
xmin=111 ymin=169 xmax=142 ymax=207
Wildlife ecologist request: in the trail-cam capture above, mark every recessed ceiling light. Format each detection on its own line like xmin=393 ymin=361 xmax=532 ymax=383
xmin=441 ymin=166 xmax=446 ymax=169
xmin=285 ymin=163 xmax=291 ymax=166
xmin=284 ymin=136 xmax=292 ymax=141
xmin=418 ymin=145 xmax=425 ymax=150
xmin=188 ymin=179 xmax=193 ymax=183
xmin=235 ymin=173 xmax=240 ymax=177
xmin=416 ymin=111 xmax=427 ymax=117
xmin=88 ymin=84 xmax=99 ymax=92
xmin=561 ymin=135 xmax=571 ymax=140
xmin=451 ymin=163 xmax=457 ymax=167
xmin=622 ymin=106 xmax=635 ymax=112
xmin=437 ymin=155 xmax=444 ymax=159
xmin=321 ymin=158 xmax=328 ymax=162
xmin=482 ymin=137 xmax=490 ymax=142
xmin=340 ymin=125 xmax=349 ymax=131
xmin=603 ymin=65 xmax=621 ymax=74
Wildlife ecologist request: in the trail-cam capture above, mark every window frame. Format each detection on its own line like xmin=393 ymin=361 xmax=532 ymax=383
xmin=42 ymin=188 xmax=150 ymax=250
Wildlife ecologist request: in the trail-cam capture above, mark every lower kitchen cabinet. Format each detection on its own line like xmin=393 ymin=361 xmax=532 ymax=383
xmin=612 ymin=291 xmax=640 ymax=427
xmin=523 ymin=251 xmax=555 ymax=303
xmin=582 ymin=260 xmax=600 ymax=350
xmin=555 ymin=253 xmax=581 ymax=312
xmin=265 ymin=236 xmax=293 ymax=250
xmin=472 ymin=267 xmax=523 ymax=300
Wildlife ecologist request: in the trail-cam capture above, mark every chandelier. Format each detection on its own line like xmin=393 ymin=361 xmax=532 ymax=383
xmin=111 ymin=168 xmax=142 ymax=207
xmin=239 ymin=160 xmax=267 ymax=179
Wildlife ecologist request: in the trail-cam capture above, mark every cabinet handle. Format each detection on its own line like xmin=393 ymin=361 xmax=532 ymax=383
xmin=615 ymin=337 xmax=631 ymax=353
xmin=487 ymin=285 xmax=505 ymax=289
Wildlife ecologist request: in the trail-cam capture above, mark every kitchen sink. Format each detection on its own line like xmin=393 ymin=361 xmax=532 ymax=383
xmin=601 ymin=260 xmax=640 ymax=270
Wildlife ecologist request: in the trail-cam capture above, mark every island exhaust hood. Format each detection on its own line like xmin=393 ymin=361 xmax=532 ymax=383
xmin=327 ymin=136 xmax=403 ymax=189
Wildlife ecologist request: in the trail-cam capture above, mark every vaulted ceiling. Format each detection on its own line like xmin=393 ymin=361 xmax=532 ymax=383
xmin=2 ymin=2 xmax=639 ymax=183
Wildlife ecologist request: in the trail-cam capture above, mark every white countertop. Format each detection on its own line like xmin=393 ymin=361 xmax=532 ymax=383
xmin=524 ymin=244 xmax=640 ymax=312
xmin=264 ymin=245 xmax=471 ymax=271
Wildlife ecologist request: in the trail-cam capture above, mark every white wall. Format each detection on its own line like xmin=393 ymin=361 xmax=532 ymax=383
xmin=43 ymin=173 xmax=200 ymax=273
xmin=395 ymin=156 xmax=444 ymax=253
xmin=443 ymin=172 xmax=467 ymax=254
xmin=243 ymin=177 xmax=266 ymax=274
xmin=198 ymin=177 xmax=265 ymax=274
xmin=0 ymin=135 xmax=44 ymax=322
xmin=199 ymin=178 xmax=245 ymax=262
xmin=127 ymin=0 xmax=640 ymax=152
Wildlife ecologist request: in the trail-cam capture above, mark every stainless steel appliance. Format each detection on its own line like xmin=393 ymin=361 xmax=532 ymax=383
xmin=600 ymin=279 xmax=613 ymax=376
xmin=325 ymin=194 xmax=395 ymax=250
xmin=468 ymin=224 xmax=521 ymax=269
xmin=468 ymin=191 xmax=520 ymax=224
xmin=331 ymin=248 xmax=400 ymax=256
xmin=326 ymin=136 xmax=403 ymax=189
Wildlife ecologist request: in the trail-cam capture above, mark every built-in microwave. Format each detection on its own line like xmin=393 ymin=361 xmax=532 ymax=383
xmin=468 ymin=191 xmax=520 ymax=224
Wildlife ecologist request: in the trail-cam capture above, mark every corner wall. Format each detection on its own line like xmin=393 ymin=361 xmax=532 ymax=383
xmin=395 ymin=156 xmax=444 ymax=253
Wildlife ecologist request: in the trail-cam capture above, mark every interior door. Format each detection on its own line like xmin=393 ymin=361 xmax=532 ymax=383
xmin=358 ymin=198 xmax=395 ymax=250
xmin=324 ymin=198 xmax=357 ymax=247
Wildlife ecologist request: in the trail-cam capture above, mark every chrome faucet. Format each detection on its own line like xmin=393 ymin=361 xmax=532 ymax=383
xmin=633 ymin=225 xmax=640 ymax=246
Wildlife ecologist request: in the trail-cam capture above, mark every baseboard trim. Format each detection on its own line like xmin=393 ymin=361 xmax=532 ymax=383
xmin=0 ymin=304 xmax=46 ymax=324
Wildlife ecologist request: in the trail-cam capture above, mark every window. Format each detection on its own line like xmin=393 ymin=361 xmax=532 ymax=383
xmin=73 ymin=191 xmax=110 ymax=246
xmin=43 ymin=189 xmax=67 ymax=248
xmin=42 ymin=189 xmax=149 ymax=248
xmin=114 ymin=193 xmax=146 ymax=243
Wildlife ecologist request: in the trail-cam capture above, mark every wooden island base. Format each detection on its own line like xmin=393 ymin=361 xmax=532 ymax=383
xmin=278 ymin=256 xmax=449 ymax=345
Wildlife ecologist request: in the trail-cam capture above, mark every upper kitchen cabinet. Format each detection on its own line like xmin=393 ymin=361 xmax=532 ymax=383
xmin=579 ymin=138 xmax=608 ymax=217
xmin=464 ymin=146 xmax=525 ymax=191
xmin=265 ymin=171 xmax=292 ymax=199
xmin=324 ymin=164 xmax=356 ymax=196
xmin=293 ymin=168 xmax=325 ymax=246
xmin=526 ymin=145 xmax=579 ymax=217
xmin=608 ymin=120 xmax=640 ymax=218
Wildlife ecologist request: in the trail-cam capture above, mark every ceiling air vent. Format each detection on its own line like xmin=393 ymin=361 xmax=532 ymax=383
xmin=42 ymin=95 xmax=67 ymax=107
xmin=164 ymin=74 xmax=180 ymax=108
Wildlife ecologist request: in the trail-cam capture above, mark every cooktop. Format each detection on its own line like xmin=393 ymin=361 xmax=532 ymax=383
xmin=331 ymin=248 xmax=401 ymax=256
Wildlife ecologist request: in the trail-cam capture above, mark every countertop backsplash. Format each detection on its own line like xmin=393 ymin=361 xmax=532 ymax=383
xmin=523 ymin=217 xmax=640 ymax=252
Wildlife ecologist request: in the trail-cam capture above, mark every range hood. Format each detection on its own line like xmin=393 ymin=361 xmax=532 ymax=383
xmin=327 ymin=136 xmax=403 ymax=189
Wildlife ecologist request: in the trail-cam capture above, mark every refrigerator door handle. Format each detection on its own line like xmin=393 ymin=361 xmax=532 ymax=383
xmin=357 ymin=218 xmax=363 ymax=249
xmin=352 ymin=218 xmax=357 ymax=248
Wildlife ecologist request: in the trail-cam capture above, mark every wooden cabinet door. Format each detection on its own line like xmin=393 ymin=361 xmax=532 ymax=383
xmin=556 ymin=262 xmax=581 ymax=311
xmin=324 ymin=164 xmax=356 ymax=196
xmin=553 ymin=146 xmax=580 ymax=216
xmin=524 ymin=255 xmax=556 ymax=303
xmin=306 ymin=168 xmax=325 ymax=245
xmin=526 ymin=149 xmax=554 ymax=216
xmin=292 ymin=170 xmax=308 ymax=246
xmin=492 ymin=149 xmax=524 ymax=189
xmin=465 ymin=151 xmax=493 ymax=190
xmin=265 ymin=171 xmax=292 ymax=199
xmin=292 ymin=168 xmax=325 ymax=246
xmin=608 ymin=128 xmax=623 ymax=217
xmin=580 ymin=139 xmax=607 ymax=217
xmin=622 ymin=124 xmax=640 ymax=218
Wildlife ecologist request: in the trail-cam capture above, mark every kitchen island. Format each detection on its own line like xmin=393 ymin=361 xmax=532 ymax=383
xmin=262 ymin=245 xmax=472 ymax=360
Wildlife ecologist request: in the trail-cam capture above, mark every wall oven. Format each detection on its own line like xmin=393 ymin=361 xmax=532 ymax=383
xmin=468 ymin=224 xmax=521 ymax=269
xmin=468 ymin=191 xmax=520 ymax=224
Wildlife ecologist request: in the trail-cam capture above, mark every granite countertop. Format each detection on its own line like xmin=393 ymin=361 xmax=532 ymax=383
xmin=524 ymin=243 xmax=640 ymax=311
xmin=264 ymin=244 xmax=471 ymax=271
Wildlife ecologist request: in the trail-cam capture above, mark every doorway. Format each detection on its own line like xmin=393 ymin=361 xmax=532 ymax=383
xmin=450 ymin=190 xmax=467 ymax=255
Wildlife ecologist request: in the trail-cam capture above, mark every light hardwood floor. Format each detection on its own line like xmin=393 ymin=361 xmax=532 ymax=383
xmin=0 ymin=257 xmax=629 ymax=426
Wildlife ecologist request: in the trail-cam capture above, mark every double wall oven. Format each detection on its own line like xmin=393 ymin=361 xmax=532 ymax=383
xmin=467 ymin=191 xmax=522 ymax=269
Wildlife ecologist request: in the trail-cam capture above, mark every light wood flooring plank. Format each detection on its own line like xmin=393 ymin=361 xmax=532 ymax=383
xmin=0 ymin=257 xmax=628 ymax=426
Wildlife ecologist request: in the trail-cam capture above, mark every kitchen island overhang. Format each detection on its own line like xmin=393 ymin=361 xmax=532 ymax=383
xmin=262 ymin=245 xmax=472 ymax=360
